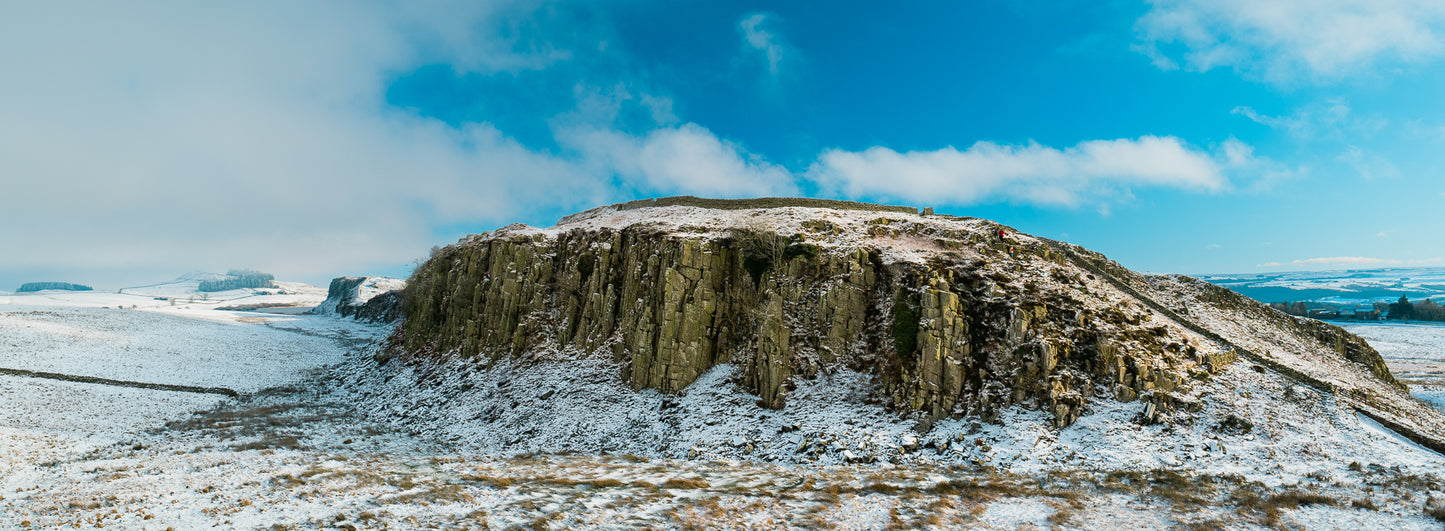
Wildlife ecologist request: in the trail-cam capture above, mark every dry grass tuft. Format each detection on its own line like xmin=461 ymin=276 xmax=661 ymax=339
xmin=1427 ymin=506 xmax=1445 ymax=523
xmin=662 ymin=478 xmax=711 ymax=490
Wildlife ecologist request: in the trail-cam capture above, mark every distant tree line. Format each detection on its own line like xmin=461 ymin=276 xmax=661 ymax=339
xmin=1270 ymin=301 xmax=1309 ymax=316
xmin=1269 ymin=294 xmax=1445 ymax=322
xmin=197 ymin=270 xmax=275 ymax=292
xmin=1387 ymin=295 xmax=1445 ymax=321
xmin=16 ymin=282 xmax=93 ymax=292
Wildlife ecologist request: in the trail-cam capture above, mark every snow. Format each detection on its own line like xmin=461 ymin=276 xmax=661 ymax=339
xmin=313 ymin=276 xmax=405 ymax=316
xmin=1202 ymin=267 xmax=1445 ymax=303
xmin=4 ymin=292 xmax=1444 ymax=528
xmin=0 ymin=374 xmax=223 ymax=487
xmin=1355 ymin=412 xmax=1443 ymax=458
xmin=1341 ymin=321 xmax=1445 ymax=387
xmin=977 ymin=498 xmax=1055 ymax=529
xmin=354 ymin=277 xmax=406 ymax=303
xmin=1141 ymin=274 xmax=1445 ymax=453
xmin=480 ymin=204 xmax=1032 ymax=266
xmin=5 ymin=215 xmax=1445 ymax=527
xmin=1284 ymin=505 xmax=1440 ymax=531
xmin=0 ymin=306 xmax=354 ymax=393
xmin=0 ymin=274 xmax=330 ymax=318
xmin=331 ymin=335 xmax=1445 ymax=494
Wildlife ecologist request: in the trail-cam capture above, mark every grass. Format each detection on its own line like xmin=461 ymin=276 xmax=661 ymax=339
xmin=1426 ymin=506 xmax=1445 ymax=523
xmin=1098 ymin=469 xmax=1218 ymax=507
xmin=1231 ymin=489 xmax=1338 ymax=528
xmin=661 ymin=478 xmax=711 ymax=490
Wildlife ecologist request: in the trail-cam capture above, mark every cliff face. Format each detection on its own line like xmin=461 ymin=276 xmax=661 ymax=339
xmin=395 ymin=198 xmax=1286 ymax=428
xmin=317 ymin=276 xmax=406 ymax=323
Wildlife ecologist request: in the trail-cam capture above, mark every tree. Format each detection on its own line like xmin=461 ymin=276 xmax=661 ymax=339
xmin=1388 ymin=294 xmax=1415 ymax=320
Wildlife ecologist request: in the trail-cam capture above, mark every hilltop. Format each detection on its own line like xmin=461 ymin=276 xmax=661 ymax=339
xmin=4 ymin=198 xmax=1445 ymax=529
xmin=341 ymin=197 xmax=1445 ymax=471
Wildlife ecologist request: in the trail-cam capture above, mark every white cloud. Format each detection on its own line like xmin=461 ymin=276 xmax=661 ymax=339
xmin=1258 ymin=256 xmax=1443 ymax=268
xmin=1217 ymin=137 xmax=1304 ymax=192
xmin=1337 ymin=146 xmax=1400 ymax=180
xmin=560 ymin=123 xmax=797 ymax=198
xmin=639 ymin=94 xmax=678 ymax=125
xmin=738 ymin=12 xmax=788 ymax=76
xmin=0 ymin=3 xmax=654 ymax=285
xmin=806 ymin=136 xmax=1228 ymax=208
xmin=1231 ymin=100 xmax=1386 ymax=140
xmin=1136 ymin=0 xmax=1445 ymax=82
xmin=0 ymin=3 xmax=1295 ymax=288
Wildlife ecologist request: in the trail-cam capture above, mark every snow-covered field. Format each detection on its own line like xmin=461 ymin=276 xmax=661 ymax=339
xmin=0 ymin=307 xmax=355 ymax=393
xmin=1342 ymin=321 xmax=1445 ymax=388
xmin=5 ymin=285 xmax=1445 ymax=528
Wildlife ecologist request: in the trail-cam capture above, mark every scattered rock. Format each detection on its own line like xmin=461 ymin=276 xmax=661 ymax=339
xmin=899 ymin=434 xmax=918 ymax=452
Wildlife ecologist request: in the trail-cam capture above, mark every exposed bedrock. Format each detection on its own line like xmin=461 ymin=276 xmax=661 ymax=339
xmin=395 ymin=212 xmax=1291 ymax=428
xmin=317 ymin=276 xmax=405 ymax=323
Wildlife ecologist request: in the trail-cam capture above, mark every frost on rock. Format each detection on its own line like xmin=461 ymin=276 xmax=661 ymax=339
xmin=362 ymin=197 xmax=1445 ymax=469
xmin=314 ymin=276 xmax=406 ymax=322
xmin=398 ymin=200 xmax=1236 ymax=430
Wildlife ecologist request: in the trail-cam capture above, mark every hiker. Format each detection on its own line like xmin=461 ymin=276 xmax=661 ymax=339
xmin=997 ymin=228 xmax=1006 ymax=241
xmin=1008 ymin=246 xmax=1016 ymax=259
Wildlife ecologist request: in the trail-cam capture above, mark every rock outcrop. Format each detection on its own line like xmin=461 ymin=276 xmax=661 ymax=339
xmin=316 ymin=276 xmax=406 ymax=323
xmin=391 ymin=197 xmax=1415 ymax=430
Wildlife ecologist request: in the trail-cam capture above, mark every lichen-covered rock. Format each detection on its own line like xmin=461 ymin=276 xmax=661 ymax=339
xmin=392 ymin=197 xmax=1400 ymax=429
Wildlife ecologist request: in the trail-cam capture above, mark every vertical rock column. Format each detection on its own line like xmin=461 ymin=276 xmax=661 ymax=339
xmin=913 ymin=279 xmax=971 ymax=418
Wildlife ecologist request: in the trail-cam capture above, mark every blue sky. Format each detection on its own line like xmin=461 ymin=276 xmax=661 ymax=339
xmin=3 ymin=1 xmax=1445 ymax=289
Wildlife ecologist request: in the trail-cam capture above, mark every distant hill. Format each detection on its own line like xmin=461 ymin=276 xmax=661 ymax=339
xmin=1201 ymin=268 xmax=1445 ymax=305
xmin=16 ymin=282 xmax=93 ymax=293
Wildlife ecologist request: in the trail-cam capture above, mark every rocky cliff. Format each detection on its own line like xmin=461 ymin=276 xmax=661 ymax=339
xmin=391 ymin=197 xmax=1427 ymax=439
xmin=316 ymin=276 xmax=406 ymax=323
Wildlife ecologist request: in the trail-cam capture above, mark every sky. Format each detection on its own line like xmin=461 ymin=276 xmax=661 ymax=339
xmin=3 ymin=1 xmax=1445 ymax=290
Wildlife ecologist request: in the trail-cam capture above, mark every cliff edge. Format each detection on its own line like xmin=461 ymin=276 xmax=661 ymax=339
xmin=384 ymin=197 xmax=1438 ymax=454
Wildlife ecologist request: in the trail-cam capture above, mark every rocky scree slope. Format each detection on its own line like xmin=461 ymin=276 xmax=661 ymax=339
xmin=384 ymin=197 xmax=1436 ymax=450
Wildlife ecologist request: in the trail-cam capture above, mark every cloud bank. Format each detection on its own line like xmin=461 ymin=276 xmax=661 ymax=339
xmin=0 ymin=2 xmax=605 ymax=283
xmin=0 ymin=2 xmax=1267 ymax=287
xmin=0 ymin=2 xmax=782 ymax=285
xmin=808 ymin=136 xmax=1230 ymax=209
xmin=1259 ymin=256 xmax=1444 ymax=268
xmin=1136 ymin=0 xmax=1445 ymax=82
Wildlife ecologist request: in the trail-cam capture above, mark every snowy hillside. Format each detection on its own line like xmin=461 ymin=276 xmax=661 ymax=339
xmin=6 ymin=201 xmax=1445 ymax=529
xmin=3 ymin=286 xmax=1444 ymax=529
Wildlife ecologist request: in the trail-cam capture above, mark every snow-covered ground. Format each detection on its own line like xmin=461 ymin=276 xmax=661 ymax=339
xmin=337 ymin=343 xmax=1445 ymax=486
xmin=1342 ymin=321 xmax=1445 ymax=388
xmin=0 ymin=307 xmax=357 ymax=392
xmin=5 ymin=277 xmax=1445 ymax=528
